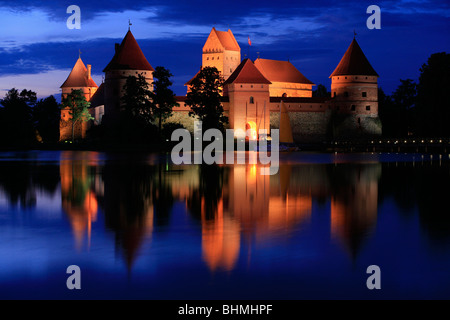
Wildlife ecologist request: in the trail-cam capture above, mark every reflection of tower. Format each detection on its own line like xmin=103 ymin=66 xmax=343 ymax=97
xmin=201 ymin=199 xmax=240 ymax=272
xmin=227 ymin=164 xmax=312 ymax=237
xmin=330 ymin=163 xmax=381 ymax=259
xmin=60 ymin=151 xmax=99 ymax=251
xmin=101 ymin=163 xmax=154 ymax=270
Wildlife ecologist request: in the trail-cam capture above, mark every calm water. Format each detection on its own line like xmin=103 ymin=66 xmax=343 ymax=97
xmin=0 ymin=150 xmax=450 ymax=299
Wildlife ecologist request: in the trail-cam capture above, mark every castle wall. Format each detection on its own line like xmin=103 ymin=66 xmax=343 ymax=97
xmin=269 ymin=82 xmax=313 ymax=98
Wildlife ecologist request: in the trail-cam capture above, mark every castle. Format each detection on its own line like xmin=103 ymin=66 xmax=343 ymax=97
xmin=59 ymin=27 xmax=382 ymax=142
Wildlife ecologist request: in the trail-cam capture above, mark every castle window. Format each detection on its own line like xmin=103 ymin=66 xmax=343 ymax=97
xmin=336 ymin=106 xmax=340 ymax=110
xmin=355 ymin=77 xmax=358 ymax=79
xmin=207 ymin=57 xmax=209 ymax=60
xmin=249 ymin=97 xmax=254 ymax=104
xmin=212 ymin=57 xmax=214 ymax=60
xmin=366 ymin=77 xmax=368 ymax=79
xmin=333 ymin=92 xmax=336 ymax=97
xmin=351 ymin=105 xmax=356 ymax=111
xmin=251 ymin=85 xmax=253 ymax=88
xmin=345 ymin=77 xmax=347 ymax=79
xmin=344 ymin=92 xmax=349 ymax=97
xmin=362 ymin=92 xmax=367 ymax=97
xmin=358 ymin=118 xmax=361 ymax=124
xmin=230 ymin=68 xmax=233 ymax=73
xmin=282 ymin=93 xmax=287 ymax=98
xmin=366 ymin=105 xmax=371 ymax=111
xmin=217 ymin=57 xmax=219 ymax=60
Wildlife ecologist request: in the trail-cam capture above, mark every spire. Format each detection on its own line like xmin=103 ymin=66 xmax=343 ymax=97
xmin=103 ymin=29 xmax=154 ymax=72
xmin=329 ymin=38 xmax=378 ymax=78
xmin=61 ymin=56 xmax=98 ymax=88
xmin=128 ymin=19 xmax=132 ymax=31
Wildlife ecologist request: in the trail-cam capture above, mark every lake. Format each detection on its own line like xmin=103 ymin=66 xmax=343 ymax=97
xmin=0 ymin=150 xmax=449 ymax=299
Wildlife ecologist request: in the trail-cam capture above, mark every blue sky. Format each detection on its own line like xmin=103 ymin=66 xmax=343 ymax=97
xmin=0 ymin=0 xmax=449 ymax=99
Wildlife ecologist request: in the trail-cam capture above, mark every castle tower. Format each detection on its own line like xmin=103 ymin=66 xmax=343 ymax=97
xmin=224 ymin=58 xmax=271 ymax=139
xmin=202 ymin=27 xmax=241 ymax=80
xmin=330 ymin=38 xmax=382 ymax=137
xmin=60 ymin=56 xmax=98 ymax=141
xmin=103 ymin=29 xmax=154 ymax=120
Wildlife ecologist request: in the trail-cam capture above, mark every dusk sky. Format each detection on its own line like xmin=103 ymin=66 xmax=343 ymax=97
xmin=0 ymin=0 xmax=449 ymax=100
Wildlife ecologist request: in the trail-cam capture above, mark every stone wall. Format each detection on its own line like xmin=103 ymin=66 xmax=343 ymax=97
xmin=270 ymin=110 xmax=331 ymax=143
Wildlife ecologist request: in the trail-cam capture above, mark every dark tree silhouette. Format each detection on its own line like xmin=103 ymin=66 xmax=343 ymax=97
xmin=121 ymin=73 xmax=154 ymax=124
xmin=186 ymin=66 xmax=228 ymax=132
xmin=150 ymin=66 xmax=179 ymax=136
xmin=415 ymin=52 xmax=450 ymax=136
xmin=312 ymin=84 xmax=331 ymax=98
xmin=33 ymin=95 xmax=61 ymax=143
xmin=0 ymin=88 xmax=37 ymax=146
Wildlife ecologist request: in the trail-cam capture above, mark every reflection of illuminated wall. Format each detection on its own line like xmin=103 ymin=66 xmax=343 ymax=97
xmin=227 ymin=164 xmax=312 ymax=238
xmin=330 ymin=164 xmax=381 ymax=257
xmin=201 ymin=199 xmax=240 ymax=271
xmin=60 ymin=152 xmax=99 ymax=251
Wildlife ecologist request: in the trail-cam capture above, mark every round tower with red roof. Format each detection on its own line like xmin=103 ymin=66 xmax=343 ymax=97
xmin=103 ymin=29 xmax=154 ymax=120
xmin=60 ymin=56 xmax=98 ymax=141
xmin=330 ymin=38 xmax=382 ymax=137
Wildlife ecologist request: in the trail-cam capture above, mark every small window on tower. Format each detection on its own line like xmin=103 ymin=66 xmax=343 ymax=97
xmin=212 ymin=57 xmax=214 ymax=60
xmin=366 ymin=105 xmax=371 ymax=111
xmin=351 ymin=105 xmax=356 ymax=111
xmin=230 ymin=68 xmax=233 ymax=73
xmin=344 ymin=92 xmax=349 ymax=97
xmin=207 ymin=57 xmax=209 ymax=60
xmin=217 ymin=57 xmax=219 ymax=60
xmin=333 ymin=92 xmax=336 ymax=97
xmin=362 ymin=92 xmax=367 ymax=97
xmin=249 ymin=96 xmax=254 ymax=104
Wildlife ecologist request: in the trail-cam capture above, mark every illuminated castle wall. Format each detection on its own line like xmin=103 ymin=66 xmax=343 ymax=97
xmin=61 ymin=27 xmax=382 ymax=142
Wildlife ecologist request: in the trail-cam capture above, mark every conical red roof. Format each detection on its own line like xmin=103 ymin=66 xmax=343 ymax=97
xmin=224 ymin=59 xmax=271 ymax=85
xmin=61 ymin=57 xmax=98 ymax=88
xmin=330 ymin=39 xmax=378 ymax=77
xmin=103 ymin=30 xmax=154 ymax=72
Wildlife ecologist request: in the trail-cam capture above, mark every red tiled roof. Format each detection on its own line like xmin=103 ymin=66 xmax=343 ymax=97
xmin=224 ymin=59 xmax=271 ymax=85
xmin=103 ymin=30 xmax=154 ymax=72
xmin=254 ymin=58 xmax=314 ymax=85
xmin=214 ymin=28 xmax=240 ymax=51
xmin=330 ymin=39 xmax=378 ymax=77
xmin=61 ymin=57 xmax=98 ymax=88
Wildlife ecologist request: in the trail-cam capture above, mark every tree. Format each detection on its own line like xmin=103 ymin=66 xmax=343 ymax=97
xmin=151 ymin=66 xmax=179 ymax=136
xmin=313 ymin=84 xmax=331 ymax=98
xmin=415 ymin=52 xmax=450 ymax=136
xmin=0 ymin=88 xmax=37 ymax=146
xmin=61 ymin=89 xmax=93 ymax=143
xmin=121 ymin=73 xmax=154 ymax=124
xmin=33 ymin=95 xmax=60 ymax=143
xmin=185 ymin=66 xmax=228 ymax=132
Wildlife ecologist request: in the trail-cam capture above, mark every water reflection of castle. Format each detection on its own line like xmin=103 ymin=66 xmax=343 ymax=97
xmin=59 ymin=152 xmax=382 ymax=271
